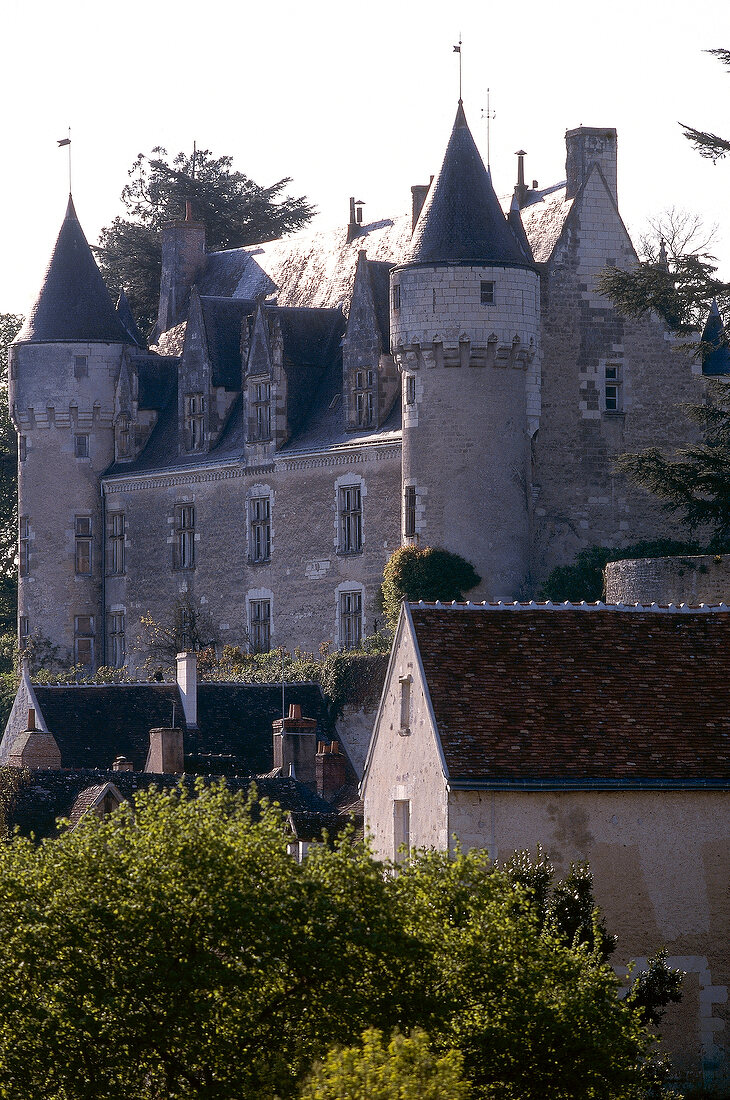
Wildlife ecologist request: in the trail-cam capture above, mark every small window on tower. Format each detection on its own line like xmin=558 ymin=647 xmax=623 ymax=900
xmin=405 ymin=376 xmax=416 ymax=406
xmin=19 ymin=436 xmax=27 ymax=462
xmin=75 ymin=517 xmax=92 ymax=575
xmin=604 ymin=364 xmax=622 ymax=412
xmin=74 ymin=355 xmax=89 ymax=378
xmin=392 ymin=284 xmax=401 ymax=311
xmin=74 ymin=434 xmax=89 ymax=459
xmin=480 ymin=281 xmax=495 ymax=305
xmin=404 ymin=485 xmax=417 ymax=539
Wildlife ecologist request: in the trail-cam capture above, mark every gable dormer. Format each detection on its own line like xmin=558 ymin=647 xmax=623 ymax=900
xmin=343 ymin=251 xmax=399 ymax=430
xmin=113 ymin=350 xmax=136 ymax=462
xmin=177 ymin=287 xmax=211 ymax=455
xmin=243 ymin=304 xmax=285 ymax=456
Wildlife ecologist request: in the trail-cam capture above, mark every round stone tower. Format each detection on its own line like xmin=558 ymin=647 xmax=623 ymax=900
xmin=9 ymin=195 xmax=136 ymax=669
xmin=391 ymin=101 xmax=540 ymax=600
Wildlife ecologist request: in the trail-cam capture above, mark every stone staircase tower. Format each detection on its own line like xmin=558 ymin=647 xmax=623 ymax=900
xmin=9 ymin=195 xmax=136 ymax=669
xmin=391 ymin=101 xmax=540 ymax=600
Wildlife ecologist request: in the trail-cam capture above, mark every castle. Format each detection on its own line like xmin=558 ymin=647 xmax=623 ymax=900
xmin=10 ymin=101 xmax=712 ymax=671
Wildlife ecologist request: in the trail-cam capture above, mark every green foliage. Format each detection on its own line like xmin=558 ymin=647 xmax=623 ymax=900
xmin=302 ymin=1028 xmax=470 ymax=1100
xmin=0 ymin=766 xmax=29 ymax=841
xmin=0 ymin=315 xmax=22 ymax=583
xmin=598 ymin=253 xmax=729 ymax=334
xmin=681 ymin=50 xmax=730 ymax=163
xmin=626 ymin=949 xmax=685 ymax=1028
xmin=97 ymin=147 xmax=315 ymax=334
xmin=540 ymin=539 xmax=701 ymax=603
xmin=0 ymin=788 xmax=651 ymax=1100
xmin=381 ymin=546 xmax=481 ymax=630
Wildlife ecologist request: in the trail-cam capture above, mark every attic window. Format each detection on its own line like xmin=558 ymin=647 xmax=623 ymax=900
xmin=480 ymin=281 xmax=495 ymax=305
xmin=185 ymin=394 xmax=204 ymax=451
xmin=250 ymin=381 xmax=271 ymax=442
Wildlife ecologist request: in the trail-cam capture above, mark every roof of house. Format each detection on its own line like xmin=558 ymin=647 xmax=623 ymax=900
xmin=408 ymin=602 xmax=730 ymax=787
xmin=1 ymin=681 xmax=331 ymax=774
xmin=406 ymin=102 xmax=530 ymax=270
xmin=6 ymin=769 xmax=336 ymax=840
xmin=15 ymin=196 xmax=134 ymax=346
xmin=518 ymin=184 xmax=573 ymax=264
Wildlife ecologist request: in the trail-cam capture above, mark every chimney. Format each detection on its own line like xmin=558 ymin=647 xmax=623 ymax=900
xmin=112 ymin=755 xmax=134 ymax=772
xmin=316 ymin=740 xmax=348 ymax=803
xmin=273 ymin=703 xmax=318 ymax=790
xmin=565 ymin=126 xmax=618 ymax=206
xmin=176 ymin=651 xmax=198 ymax=729
xmin=347 ymin=198 xmax=366 ymax=244
xmin=514 ymin=151 xmax=528 ymax=209
xmin=154 ymin=208 xmax=207 ymax=340
xmin=411 ymin=177 xmax=433 ymax=232
xmin=145 ymin=728 xmax=184 ymax=774
xmin=7 ymin=710 xmax=62 ymax=769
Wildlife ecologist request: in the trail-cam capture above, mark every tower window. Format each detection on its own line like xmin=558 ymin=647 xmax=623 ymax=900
xmin=339 ymin=589 xmax=362 ymax=649
xmin=392 ymin=284 xmax=401 ymax=311
xmin=19 ymin=516 xmax=30 ymax=577
xmin=74 ymin=434 xmax=89 ymax=459
xmin=74 ymin=355 xmax=88 ymax=378
xmin=480 ymin=281 xmax=495 ymax=304
xmin=404 ymin=486 xmax=417 ymax=538
xmin=405 ymin=376 xmax=416 ymax=406
xmin=250 ymin=380 xmax=271 ymax=441
xmin=107 ymin=611 xmax=125 ymax=668
xmin=338 ymin=485 xmax=362 ymax=554
xmin=249 ymin=496 xmax=271 ymax=563
xmin=19 ymin=436 xmax=27 ymax=462
xmin=106 ymin=512 xmax=126 ymax=575
xmin=74 ymin=615 xmax=94 ymax=669
xmin=185 ymin=394 xmax=205 ymax=451
xmin=249 ymin=598 xmax=271 ymax=653
xmin=604 ymin=364 xmax=622 ymax=412
xmin=75 ymin=517 xmax=92 ymax=575
xmin=174 ymin=504 xmax=195 ymax=570
xmin=19 ymin=616 xmax=29 ymax=651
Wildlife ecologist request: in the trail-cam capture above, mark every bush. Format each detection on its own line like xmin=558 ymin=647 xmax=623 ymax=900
xmin=540 ymin=539 xmax=702 ymax=603
xmin=381 ymin=546 xmax=481 ymax=630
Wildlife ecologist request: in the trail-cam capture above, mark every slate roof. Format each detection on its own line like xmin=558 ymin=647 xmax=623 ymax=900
xmin=700 ymin=299 xmax=730 ymax=377
xmin=409 ymin=603 xmax=730 ymax=786
xmin=116 ymin=290 xmax=145 ymax=346
xmin=517 ymin=184 xmax=573 ymax=264
xmin=15 ymin=196 xmax=134 ymax=346
xmin=406 ymin=102 xmax=530 ymax=269
xmin=3 ymin=681 xmax=331 ymax=774
xmin=7 ymin=769 xmax=335 ymax=840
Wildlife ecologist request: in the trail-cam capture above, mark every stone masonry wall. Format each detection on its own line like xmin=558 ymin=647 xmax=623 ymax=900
xmin=605 ymin=555 xmax=730 ymax=606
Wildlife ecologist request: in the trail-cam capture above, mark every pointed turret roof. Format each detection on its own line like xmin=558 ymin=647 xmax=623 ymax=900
xmin=116 ymin=289 xmax=145 ymax=347
xmin=15 ymin=196 xmax=133 ymax=345
xmin=407 ymin=102 xmax=530 ymax=268
xmin=701 ymin=300 xmax=730 ymax=377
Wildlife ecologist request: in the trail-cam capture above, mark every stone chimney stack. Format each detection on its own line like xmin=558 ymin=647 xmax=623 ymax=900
xmin=176 ymin=651 xmax=198 ymax=729
xmin=7 ymin=709 xmax=62 ymax=769
xmin=411 ymin=178 xmax=432 ymax=233
xmin=145 ymin=728 xmax=184 ymax=774
xmin=565 ymin=126 xmax=618 ymax=206
xmin=112 ymin=755 xmax=134 ymax=772
xmin=154 ymin=204 xmax=206 ymax=339
xmin=316 ymin=740 xmax=347 ymax=803
xmin=273 ymin=704 xmax=318 ymax=790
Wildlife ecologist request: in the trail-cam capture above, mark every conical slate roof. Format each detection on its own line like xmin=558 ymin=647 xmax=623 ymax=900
xmin=701 ymin=299 xmax=730 ymax=377
xmin=407 ymin=102 xmax=530 ymax=268
xmin=15 ymin=196 xmax=133 ymax=345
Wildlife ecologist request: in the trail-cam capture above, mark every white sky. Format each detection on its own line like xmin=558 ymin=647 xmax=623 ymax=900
xmin=1 ymin=0 xmax=729 ymax=317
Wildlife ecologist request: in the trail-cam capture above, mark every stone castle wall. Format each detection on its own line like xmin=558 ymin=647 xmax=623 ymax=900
xmin=606 ymin=555 xmax=730 ymax=606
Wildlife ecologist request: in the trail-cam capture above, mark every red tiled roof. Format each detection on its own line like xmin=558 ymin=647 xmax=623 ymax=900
xmin=409 ymin=605 xmax=730 ymax=784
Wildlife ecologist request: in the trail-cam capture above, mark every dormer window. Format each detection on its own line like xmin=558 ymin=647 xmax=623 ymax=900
xmin=185 ymin=394 xmax=205 ymax=450
xmin=116 ymin=414 xmax=131 ymax=459
xmin=480 ymin=281 xmax=495 ymax=304
xmin=354 ymin=369 xmax=376 ymax=428
xmin=251 ymin=381 xmax=271 ymax=441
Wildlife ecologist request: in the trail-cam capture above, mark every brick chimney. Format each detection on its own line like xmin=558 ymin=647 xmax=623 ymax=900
xmin=145 ymin=728 xmax=184 ymax=774
xmin=7 ymin=708 xmax=62 ymax=769
xmin=316 ymin=740 xmax=347 ymax=803
xmin=176 ymin=651 xmax=198 ymax=729
xmin=273 ymin=704 xmax=318 ymax=790
xmin=112 ymin=755 xmax=134 ymax=772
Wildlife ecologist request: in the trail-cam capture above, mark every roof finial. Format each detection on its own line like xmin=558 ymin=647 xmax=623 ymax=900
xmin=482 ymin=89 xmax=496 ymax=172
xmin=57 ymin=127 xmax=72 ymax=195
xmin=452 ymin=34 xmax=463 ymax=103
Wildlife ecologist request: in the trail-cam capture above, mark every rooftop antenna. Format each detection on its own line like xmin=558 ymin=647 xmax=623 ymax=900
xmin=57 ymin=128 xmax=72 ymax=193
xmin=482 ymin=91 xmax=496 ymax=172
xmin=452 ymin=34 xmax=463 ymax=101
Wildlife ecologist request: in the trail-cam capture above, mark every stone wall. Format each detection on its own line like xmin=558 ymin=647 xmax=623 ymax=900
xmin=606 ymin=555 xmax=730 ymax=606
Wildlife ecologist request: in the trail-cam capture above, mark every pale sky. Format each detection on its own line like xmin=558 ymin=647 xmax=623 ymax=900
xmin=2 ymin=0 xmax=729 ymax=317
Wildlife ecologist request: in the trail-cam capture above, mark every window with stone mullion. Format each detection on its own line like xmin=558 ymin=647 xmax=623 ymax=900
xmin=339 ymin=486 xmax=362 ymax=553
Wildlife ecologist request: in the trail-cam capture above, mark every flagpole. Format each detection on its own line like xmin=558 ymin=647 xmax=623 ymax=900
xmin=57 ymin=128 xmax=72 ymax=194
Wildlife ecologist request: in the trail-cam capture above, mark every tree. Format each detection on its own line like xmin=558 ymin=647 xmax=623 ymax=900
xmin=539 ymin=539 xmax=702 ymax=603
xmin=96 ymin=147 xmax=316 ymax=335
xmin=681 ymin=49 xmax=730 ymax=162
xmin=301 ymin=1028 xmax=470 ymax=1100
xmin=0 ymin=315 xmax=22 ymax=584
xmin=0 ymin=785 xmax=652 ymax=1100
xmin=381 ymin=546 xmax=481 ymax=631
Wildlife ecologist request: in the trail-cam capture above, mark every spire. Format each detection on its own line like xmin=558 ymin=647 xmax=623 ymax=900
xmin=700 ymin=299 xmax=730 ymax=377
xmin=15 ymin=195 xmax=133 ymax=345
xmin=407 ymin=102 xmax=530 ymax=269
xmin=116 ymin=289 xmax=145 ymax=346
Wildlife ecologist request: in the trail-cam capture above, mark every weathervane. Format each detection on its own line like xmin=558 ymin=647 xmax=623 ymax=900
xmin=452 ymin=35 xmax=463 ymax=103
xmin=57 ymin=127 xmax=72 ymax=193
xmin=482 ymin=90 xmax=496 ymax=172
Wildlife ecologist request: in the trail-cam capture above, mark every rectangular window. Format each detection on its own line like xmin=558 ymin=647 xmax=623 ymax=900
xmin=74 ymin=615 xmax=94 ymax=669
xmin=19 ymin=516 xmax=29 ymax=577
xmin=339 ymin=589 xmax=362 ymax=649
xmin=74 ymin=434 xmax=89 ymax=459
xmin=339 ymin=485 xmax=362 ymax=553
xmin=249 ymin=496 xmax=271 ymax=563
xmin=251 ymin=381 xmax=271 ymax=441
xmin=19 ymin=616 xmax=29 ymax=650
xmin=405 ymin=375 xmax=416 ymax=405
xmin=174 ymin=504 xmax=195 ymax=570
xmin=74 ymin=355 xmax=88 ymax=378
xmin=19 ymin=436 xmax=27 ymax=462
xmin=404 ymin=486 xmax=417 ymax=538
xmin=392 ymin=284 xmax=401 ymax=311
xmin=399 ymin=675 xmax=412 ymax=731
xmin=106 ymin=512 xmax=125 ymax=575
xmin=249 ymin=599 xmax=271 ymax=654
xmin=393 ymin=799 xmax=411 ymax=862
xmin=480 ymin=280 xmax=495 ymax=304
xmin=185 ymin=393 xmax=205 ymax=450
xmin=355 ymin=390 xmax=375 ymax=427
xmin=107 ymin=611 xmax=125 ymax=668
xmin=604 ymin=364 xmax=622 ymax=412
xmin=75 ymin=516 xmax=92 ymax=575
xmin=116 ymin=415 xmax=131 ymax=459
